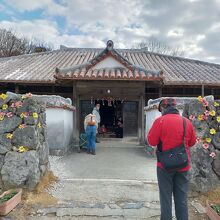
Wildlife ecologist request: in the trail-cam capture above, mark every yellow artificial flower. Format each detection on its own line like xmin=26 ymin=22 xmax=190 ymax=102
xmin=198 ymin=114 xmax=204 ymax=121
xmin=214 ymin=102 xmax=220 ymax=107
xmin=209 ymin=110 xmax=216 ymax=117
xmin=205 ymin=137 xmax=212 ymax=143
xmin=217 ymin=116 xmax=220 ymax=123
xmin=37 ymin=122 xmax=41 ymax=128
xmin=18 ymin=124 xmax=26 ymax=129
xmin=0 ymin=115 xmax=4 ymax=121
xmin=0 ymin=93 xmax=7 ymax=100
xmin=197 ymin=96 xmax=203 ymax=102
xmin=33 ymin=112 xmax=38 ymax=118
xmin=20 ymin=113 xmax=25 ymax=119
xmin=210 ymin=128 xmax=216 ymax=135
xmin=6 ymin=133 xmax=13 ymax=139
xmin=17 ymin=146 xmax=29 ymax=153
xmin=2 ymin=104 xmax=8 ymax=110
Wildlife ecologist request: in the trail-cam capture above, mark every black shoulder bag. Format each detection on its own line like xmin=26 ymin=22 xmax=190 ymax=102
xmin=156 ymin=118 xmax=188 ymax=172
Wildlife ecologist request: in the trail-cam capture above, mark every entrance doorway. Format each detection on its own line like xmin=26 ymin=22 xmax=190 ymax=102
xmin=80 ymin=100 xmax=138 ymax=138
xmin=99 ymin=100 xmax=123 ymax=138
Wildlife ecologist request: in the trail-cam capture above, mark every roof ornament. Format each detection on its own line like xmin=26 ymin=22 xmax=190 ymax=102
xmin=106 ymin=40 xmax=114 ymax=51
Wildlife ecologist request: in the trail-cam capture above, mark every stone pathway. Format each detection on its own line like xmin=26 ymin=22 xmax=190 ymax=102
xmin=3 ymin=140 xmax=210 ymax=219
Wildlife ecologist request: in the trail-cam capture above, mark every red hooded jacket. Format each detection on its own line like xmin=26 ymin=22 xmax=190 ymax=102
xmin=147 ymin=113 xmax=196 ymax=172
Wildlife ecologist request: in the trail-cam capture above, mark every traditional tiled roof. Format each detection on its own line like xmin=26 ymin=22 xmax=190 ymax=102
xmin=55 ymin=41 xmax=163 ymax=81
xmin=0 ymin=40 xmax=220 ymax=85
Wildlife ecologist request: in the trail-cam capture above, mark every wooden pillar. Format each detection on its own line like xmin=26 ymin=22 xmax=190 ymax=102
xmin=52 ymin=86 xmax=55 ymax=94
xmin=138 ymin=82 xmax=145 ymax=144
xmin=73 ymin=82 xmax=79 ymax=146
xmin=15 ymin=85 xmax=19 ymax=94
xmin=159 ymin=85 xmax=162 ymax=97
xmin=202 ymin=84 xmax=204 ymax=97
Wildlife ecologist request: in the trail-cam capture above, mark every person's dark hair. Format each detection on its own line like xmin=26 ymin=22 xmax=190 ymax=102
xmin=158 ymin=98 xmax=177 ymax=112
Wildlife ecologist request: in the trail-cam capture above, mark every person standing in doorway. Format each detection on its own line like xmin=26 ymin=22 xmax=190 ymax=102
xmin=147 ymin=98 xmax=196 ymax=220
xmin=92 ymin=103 xmax=101 ymax=143
xmin=84 ymin=114 xmax=97 ymax=155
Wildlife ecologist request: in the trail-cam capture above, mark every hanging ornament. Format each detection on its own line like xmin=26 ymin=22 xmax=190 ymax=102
xmin=91 ymin=96 xmax=94 ymax=105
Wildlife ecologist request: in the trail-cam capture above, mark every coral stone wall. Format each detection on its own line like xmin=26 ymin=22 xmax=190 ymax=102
xmin=183 ymin=96 xmax=220 ymax=193
xmin=0 ymin=92 xmax=49 ymax=190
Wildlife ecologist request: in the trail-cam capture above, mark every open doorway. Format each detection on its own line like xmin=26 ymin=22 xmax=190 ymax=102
xmin=98 ymin=100 xmax=123 ymax=138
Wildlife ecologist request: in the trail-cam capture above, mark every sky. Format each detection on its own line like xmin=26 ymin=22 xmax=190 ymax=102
xmin=0 ymin=0 xmax=220 ymax=63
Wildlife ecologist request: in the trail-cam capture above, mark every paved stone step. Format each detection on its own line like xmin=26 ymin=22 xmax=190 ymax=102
xmin=30 ymin=200 xmax=161 ymax=219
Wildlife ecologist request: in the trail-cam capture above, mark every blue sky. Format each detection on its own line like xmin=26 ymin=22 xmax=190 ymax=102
xmin=0 ymin=0 xmax=220 ymax=63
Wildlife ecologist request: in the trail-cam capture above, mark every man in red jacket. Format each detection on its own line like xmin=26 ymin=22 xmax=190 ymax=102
xmin=147 ymin=98 xmax=196 ymax=220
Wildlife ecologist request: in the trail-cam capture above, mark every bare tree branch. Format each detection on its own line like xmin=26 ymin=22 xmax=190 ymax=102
xmin=0 ymin=28 xmax=53 ymax=58
xmin=133 ymin=38 xmax=184 ymax=56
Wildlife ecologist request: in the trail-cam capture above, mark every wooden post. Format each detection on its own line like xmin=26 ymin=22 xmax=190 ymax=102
xmin=202 ymin=85 xmax=204 ymax=97
xmin=15 ymin=85 xmax=19 ymax=94
xmin=159 ymin=85 xmax=162 ymax=97
xmin=52 ymin=86 xmax=55 ymax=94
xmin=72 ymin=82 xmax=80 ymax=150
xmin=138 ymin=82 xmax=145 ymax=144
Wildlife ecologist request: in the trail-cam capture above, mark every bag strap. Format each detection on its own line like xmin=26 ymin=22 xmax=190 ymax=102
xmin=158 ymin=117 xmax=186 ymax=152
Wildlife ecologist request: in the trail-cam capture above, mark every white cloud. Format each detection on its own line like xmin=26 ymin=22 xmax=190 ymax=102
xmin=0 ymin=20 xmax=59 ymax=43
xmin=167 ymin=28 xmax=184 ymax=37
xmin=1 ymin=0 xmax=220 ymax=63
xmin=0 ymin=19 xmax=105 ymax=49
xmin=3 ymin=0 xmax=51 ymax=12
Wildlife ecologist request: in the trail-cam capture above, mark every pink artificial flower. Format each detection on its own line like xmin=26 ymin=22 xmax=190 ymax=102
xmin=203 ymin=115 xmax=208 ymax=120
xmin=204 ymin=110 xmax=210 ymax=116
xmin=23 ymin=112 xmax=29 ymax=118
xmin=202 ymin=143 xmax=209 ymax=149
xmin=25 ymin=93 xmax=33 ymax=98
xmin=0 ymin=112 xmax=6 ymax=117
xmin=189 ymin=115 xmax=195 ymax=120
xmin=15 ymin=101 xmax=23 ymax=108
xmin=10 ymin=103 xmax=16 ymax=108
xmin=209 ymin=152 xmax=216 ymax=159
xmin=202 ymin=99 xmax=209 ymax=107
xmin=196 ymin=137 xmax=202 ymax=144
xmin=6 ymin=112 xmax=13 ymax=118
xmin=19 ymin=124 xmax=27 ymax=129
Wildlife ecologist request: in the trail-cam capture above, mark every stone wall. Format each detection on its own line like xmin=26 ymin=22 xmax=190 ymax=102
xmin=145 ymin=96 xmax=220 ymax=193
xmin=0 ymin=92 xmax=49 ymax=190
xmin=183 ymin=96 xmax=220 ymax=193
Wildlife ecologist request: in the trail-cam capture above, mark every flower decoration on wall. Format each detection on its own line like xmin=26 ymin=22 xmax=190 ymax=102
xmin=20 ymin=112 xmax=29 ymax=119
xmin=37 ymin=122 xmax=41 ymax=128
xmin=210 ymin=152 xmax=216 ymax=159
xmin=15 ymin=101 xmax=23 ymax=108
xmin=6 ymin=133 xmax=13 ymax=139
xmin=18 ymin=124 xmax=27 ymax=129
xmin=193 ymin=96 xmax=220 ymax=159
xmin=17 ymin=146 xmax=29 ymax=153
xmin=6 ymin=112 xmax=13 ymax=118
xmin=0 ymin=112 xmax=5 ymax=121
xmin=0 ymin=93 xmax=8 ymax=100
xmin=21 ymin=93 xmax=33 ymax=99
xmin=32 ymin=112 xmax=38 ymax=118
xmin=2 ymin=104 xmax=8 ymax=110
xmin=214 ymin=102 xmax=219 ymax=107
